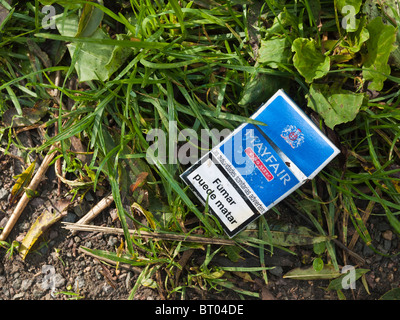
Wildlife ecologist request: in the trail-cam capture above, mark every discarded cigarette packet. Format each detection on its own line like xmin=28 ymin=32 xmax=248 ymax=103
xmin=180 ymin=89 xmax=340 ymax=238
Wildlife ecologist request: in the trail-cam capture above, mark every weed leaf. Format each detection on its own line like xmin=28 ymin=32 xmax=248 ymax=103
xmin=327 ymin=268 xmax=369 ymax=290
xmin=76 ymin=1 xmax=104 ymax=37
xmin=307 ymin=83 xmax=365 ymax=129
xmin=362 ymin=17 xmax=397 ymax=91
xmin=283 ymin=264 xmax=341 ymax=280
xmin=258 ymin=37 xmax=292 ymax=69
xmin=55 ymin=13 xmax=130 ymax=82
xmin=292 ymin=38 xmax=330 ymax=83
xmin=380 ymin=288 xmax=400 ymax=300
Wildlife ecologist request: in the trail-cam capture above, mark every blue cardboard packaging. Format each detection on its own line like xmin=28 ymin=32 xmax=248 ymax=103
xmin=181 ymin=89 xmax=340 ymax=237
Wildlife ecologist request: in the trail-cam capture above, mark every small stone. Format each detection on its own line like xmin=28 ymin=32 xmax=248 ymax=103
xmin=29 ymin=197 xmax=45 ymax=208
xmin=21 ymin=279 xmax=34 ymax=291
xmin=269 ymin=266 xmax=283 ymax=277
xmin=12 ymin=278 xmax=22 ymax=290
xmin=363 ymin=244 xmax=374 ymax=257
xmin=18 ymin=221 xmax=30 ymax=231
xmin=74 ymin=276 xmax=85 ymax=291
xmin=95 ymin=269 xmax=102 ymax=280
xmin=84 ymin=241 xmax=92 ymax=249
xmin=32 ymin=289 xmax=44 ymax=299
xmin=62 ymin=212 xmax=77 ymax=223
xmin=0 ymin=188 xmax=9 ymax=200
xmin=13 ymin=292 xmax=25 ymax=300
xmin=73 ymin=203 xmax=89 ymax=217
xmin=382 ymin=230 xmax=393 ymax=241
xmin=53 ymin=274 xmax=66 ymax=288
xmin=74 ymin=236 xmax=81 ymax=243
xmin=125 ymin=272 xmax=132 ymax=289
xmin=84 ymin=266 xmax=91 ymax=273
xmin=102 ymin=284 xmax=113 ymax=295
xmin=384 ymin=239 xmax=392 ymax=252
xmin=0 ymin=217 xmax=8 ymax=228
xmin=108 ymin=236 xmax=118 ymax=248
xmin=49 ymin=230 xmax=58 ymax=240
xmin=85 ymin=192 xmax=94 ymax=202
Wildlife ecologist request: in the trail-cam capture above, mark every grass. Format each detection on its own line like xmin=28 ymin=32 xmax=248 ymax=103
xmin=0 ymin=0 xmax=399 ymax=300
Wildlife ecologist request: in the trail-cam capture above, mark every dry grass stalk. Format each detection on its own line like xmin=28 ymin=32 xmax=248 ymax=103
xmin=62 ymin=222 xmax=235 ymax=246
xmin=0 ymin=145 xmax=58 ymax=241
xmin=71 ymin=193 xmax=114 ymax=235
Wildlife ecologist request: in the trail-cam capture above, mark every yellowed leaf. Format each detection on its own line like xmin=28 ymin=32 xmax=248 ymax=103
xmin=9 ymin=160 xmax=36 ymax=205
xmin=131 ymin=202 xmax=156 ymax=229
xmin=19 ymin=209 xmax=66 ymax=259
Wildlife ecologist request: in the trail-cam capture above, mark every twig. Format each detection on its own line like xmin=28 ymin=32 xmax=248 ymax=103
xmin=62 ymin=222 xmax=235 ymax=246
xmin=331 ymin=238 xmax=366 ymax=265
xmin=71 ymin=194 xmax=114 ymax=235
xmin=0 ymin=145 xmax=58 ymax=241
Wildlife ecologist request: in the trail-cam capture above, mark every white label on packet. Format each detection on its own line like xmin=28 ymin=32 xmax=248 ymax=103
xmin=186 ymin=158 xmax=255 ymax=232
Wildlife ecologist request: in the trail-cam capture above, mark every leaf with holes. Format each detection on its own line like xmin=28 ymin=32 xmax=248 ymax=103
xmin=307 ymin=83 xmax=365 ymax=129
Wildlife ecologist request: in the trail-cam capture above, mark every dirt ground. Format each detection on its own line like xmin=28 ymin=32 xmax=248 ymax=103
xmin=0 ymin=147 xmax=399 ymax=300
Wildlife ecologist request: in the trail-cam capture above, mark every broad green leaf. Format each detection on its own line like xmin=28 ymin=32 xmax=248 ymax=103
xmin=313 ymin=258 xmax=324 ymax=272
xmin=362 ymin=17 xmax=397 ymax=91
xmin=380 ymin=288 xmax=400 ymax=300
xmin=55 ymin=14 xmax=132 ymax=82
xmin=283 ymin=264 xmax=341 ymax=280
xmin=372 ymin=0 xmax=400 ymax=68
xmin=19 ymin=209 xmax=67 ymax=259
xmin=67 ymin=29 xmax=115 ymax=82
xmin=307 ymin=83 xmax=365 ymax=129
xmin=313 ymin=241 xmax=326 ymax=255
xmin=342 ymin=16 xmax=369 ymax=53
xmin=76 ymin=1 xmax=104 ymax=37
xmin=336 ymin=0 xmax=362 ymax=14
xmin=291 ymin=38 xmax=330 ymax=83
xmin=327 ymin=268 xmax=369 ymax=290
xmin=104 ymin=34 xmax=134 ymax=76
xmin=264 ymin=9 xmax=299 ymax=39
xmin=258 ymin=37 xmax=291 ymax=69
xmin=9 ymin=160 xmax=36 ymax=205
xmin=337 ymin=290 xmax=346 ymax=300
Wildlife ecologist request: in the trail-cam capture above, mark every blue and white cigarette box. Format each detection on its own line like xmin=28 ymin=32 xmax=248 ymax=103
xmin=181 ymin=90 xmax=340 ymax=238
